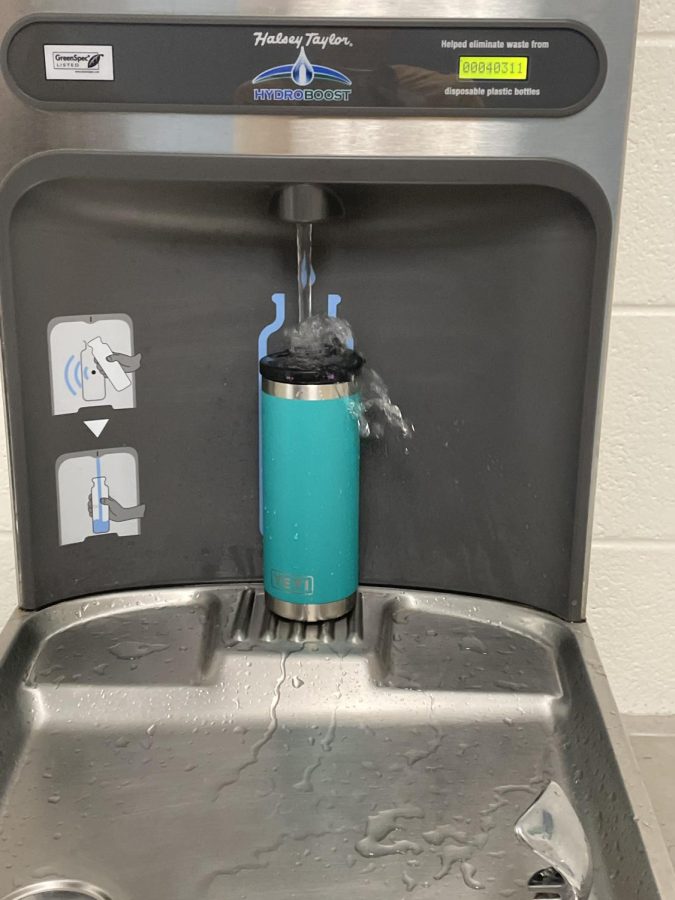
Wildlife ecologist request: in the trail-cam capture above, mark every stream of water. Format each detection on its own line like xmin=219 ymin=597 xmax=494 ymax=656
xmin=292 ymin=221 xmax=412 ymax=440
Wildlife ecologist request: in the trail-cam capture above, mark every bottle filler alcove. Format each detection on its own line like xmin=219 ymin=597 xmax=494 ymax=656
xmin=0 ymin=3 xmax=673 ymax=900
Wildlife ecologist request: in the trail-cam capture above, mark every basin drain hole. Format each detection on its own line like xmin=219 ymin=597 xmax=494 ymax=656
xmin=529 ymin=867 xmax=565 ymax=898
xmin=0 ymin=880 xmax=112 ymax=900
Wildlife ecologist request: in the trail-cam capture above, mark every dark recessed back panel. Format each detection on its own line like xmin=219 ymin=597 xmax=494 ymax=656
xmin=0 ymin=160 xmax=605 ymax=617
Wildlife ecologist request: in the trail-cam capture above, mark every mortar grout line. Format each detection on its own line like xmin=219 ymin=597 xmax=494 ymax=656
xmin=623 ymin=713 xmax=675 ymax=736
xmin=637 ymin=32 xmax=675 ymax=44
xmin=612 ymin=306 xmax=675 ymax=316
xmin=592 ymin=539 xmax=675 ymax=550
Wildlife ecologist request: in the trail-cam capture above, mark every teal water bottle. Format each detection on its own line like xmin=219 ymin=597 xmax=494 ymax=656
xmin=260 ymin=346 xmax=363 ymax=621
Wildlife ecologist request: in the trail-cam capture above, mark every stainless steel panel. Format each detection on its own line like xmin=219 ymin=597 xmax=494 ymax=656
xmin=0 ymin=0 xmax=637 ymax=217
xmin=0 ymin=586 xmax=672 ymax=899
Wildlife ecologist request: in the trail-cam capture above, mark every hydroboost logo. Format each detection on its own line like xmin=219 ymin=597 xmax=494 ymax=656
xmin=252 ymin=47 xmax=352 ymax=103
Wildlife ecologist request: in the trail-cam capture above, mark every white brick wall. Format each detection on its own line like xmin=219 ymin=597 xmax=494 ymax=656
xmin=587 ymin=0 xmax=675 ymax=713
xmin=0 ymin=3 xmax=672 ymax=715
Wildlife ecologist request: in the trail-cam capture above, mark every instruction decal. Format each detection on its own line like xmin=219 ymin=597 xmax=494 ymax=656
xmin=56 ymin=447 xmax=145 ymax=546
xmin=48 ymin=315 xmax=140 ymax=416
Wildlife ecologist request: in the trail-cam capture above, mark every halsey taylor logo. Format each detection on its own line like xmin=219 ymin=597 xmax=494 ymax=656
xmin=252 ymin=42 xmax=352 ymax=103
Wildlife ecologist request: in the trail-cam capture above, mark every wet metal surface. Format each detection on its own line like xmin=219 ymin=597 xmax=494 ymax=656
xmin=0 ymin=587 xmax=672 ymax=899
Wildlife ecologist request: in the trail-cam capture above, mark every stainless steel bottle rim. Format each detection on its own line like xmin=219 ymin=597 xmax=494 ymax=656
xmin=262 ymin=378 xmax=359 ymax=400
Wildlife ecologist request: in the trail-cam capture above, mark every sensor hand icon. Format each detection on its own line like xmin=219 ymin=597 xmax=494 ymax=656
xmin=106 ymin=351 xmax=142 ymax=373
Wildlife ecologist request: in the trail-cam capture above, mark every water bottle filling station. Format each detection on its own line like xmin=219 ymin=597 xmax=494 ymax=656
xmin=0 ymin=5 xmax=672 ymax=900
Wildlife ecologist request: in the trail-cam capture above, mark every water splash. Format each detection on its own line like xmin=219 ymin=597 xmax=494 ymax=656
xmin=404 ymin=694 xmax=443 ymax=766
xmin=432 ymin=836 xmax=487 ymax=882
xmin=293 ymin=759 xmax=322 ymax=792
xmin=206 ymin=823 xmax=359 ymax=891
xmin=215 ymin=652 xmax=289 ymax=796
xmin=402 ymin=870 xmax=418 ymax=892
xmin=423 ymin=825 xmax=469 ymax=846
xmin=422 ymin=781 xmax=539 ymax=887
xmin=288 ymin=313 xmax=353 ymax=355
xmin=355 ymin=806 xmax=424 ymax=858
xmin=204 ymin=836 xmax=284 ymax=885
xmin=290 ymin=661 xmax=341 ymax=792
xmin=286 ymin=314 xmax=413 ymax=439
xmin=320 ymin=710 xmax=338 ymax=753
xmin=460 ymin=860 xmax=484 ymax=890
xmin=358 ymin=367 xmax=413 ymax=439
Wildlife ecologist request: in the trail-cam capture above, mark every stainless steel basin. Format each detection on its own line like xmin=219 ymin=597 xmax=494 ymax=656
xmin=0 ymin=587 xmax=672 ymax=899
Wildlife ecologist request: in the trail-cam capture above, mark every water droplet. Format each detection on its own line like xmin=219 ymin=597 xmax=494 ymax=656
xmin=459 ymin=634 xmax=487 ymax=654
xmin=108 ymin=641 xmax=168 ymax=660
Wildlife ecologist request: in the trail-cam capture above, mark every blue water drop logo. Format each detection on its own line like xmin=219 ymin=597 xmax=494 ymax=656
xmin=291 ymin=48 xmax=314 ymax=87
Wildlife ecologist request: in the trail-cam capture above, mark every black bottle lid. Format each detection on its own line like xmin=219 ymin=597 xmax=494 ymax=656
xmin=260 ymin=346 xmax=364 ymax=386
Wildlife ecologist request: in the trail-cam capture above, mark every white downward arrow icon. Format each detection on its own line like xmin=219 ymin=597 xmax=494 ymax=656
xmin=84 ymin=419 xmax=109 ymax=438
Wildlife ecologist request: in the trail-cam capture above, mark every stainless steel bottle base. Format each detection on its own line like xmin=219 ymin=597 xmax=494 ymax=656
xmin=265 ymin=592 xmax=356 ymax=622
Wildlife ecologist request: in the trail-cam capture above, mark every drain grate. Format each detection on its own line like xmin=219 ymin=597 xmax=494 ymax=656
xmin=1 ymin=881 xmax=111 ymax=900
xmin=230 ymin=588 xmax=364 ymax=645
xmin=528 ymin=868 xmax=566 ymax=899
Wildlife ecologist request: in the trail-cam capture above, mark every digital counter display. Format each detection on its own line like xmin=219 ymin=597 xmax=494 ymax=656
xmin=458 ymin=56 xmax=529 ymax=81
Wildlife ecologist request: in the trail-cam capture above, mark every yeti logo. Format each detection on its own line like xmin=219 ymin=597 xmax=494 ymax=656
xmin=271 ymin=570 xmax=315 ymax=596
